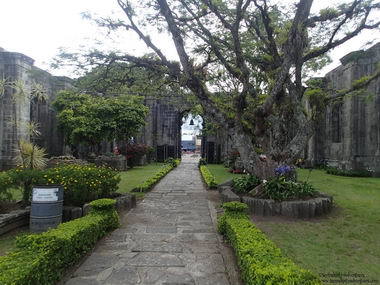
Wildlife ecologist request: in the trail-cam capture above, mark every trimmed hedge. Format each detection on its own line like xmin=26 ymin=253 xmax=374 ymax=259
xmin=325 ymin=167 xmax=372 ymax=177
xmin=0 ymin=198 xmax=119 ymax=285
xmin=132 ymin=159 xmax=180 ymax=192
xmin=199 ymin=165 xmax=217 ymax=189
xmin=218 ymin=202 xmax=321 ymax=285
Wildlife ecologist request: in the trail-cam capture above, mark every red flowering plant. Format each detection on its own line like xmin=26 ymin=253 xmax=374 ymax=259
xmin=119 ymin=143 xmax=153 ymax=167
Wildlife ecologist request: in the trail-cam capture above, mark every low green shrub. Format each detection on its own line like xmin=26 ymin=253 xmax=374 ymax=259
xmin=218 ymin=202 xmax=321 ymax=285
xmin=263 ymin=176 xmax=317 ymax=201
xmin=4 ymin=164 xmax=120 ymax=206
xmin=198 ymin=158 xmax=207 ymax=167
xmin=325 ymin=167 xmax=372 ymax=177
xmin=0 ymin=172 xmax=15 ymax=201
xmin=221 ymin=201 xmax=248 ymax=213
xmin=0 ymin=198 xmax=119 ymax=285
xmin=164 ymin=157 xmax=180 ymax=167
xmin=232 ymin=175 xmax=260 ymax=193
xmin=199 ymin=165 xmax=217 ymax=189
xmin=132 ymin=159 xmax=180 ymax=192
xmin=89 ymin=198 xmax=117 ymax=212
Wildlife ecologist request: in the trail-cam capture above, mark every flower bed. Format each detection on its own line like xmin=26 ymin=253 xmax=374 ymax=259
xmin=0 ymin=199 xmax=119 ymax=285
xmin=2 ymin=164 xmax=120 ymax=206
xmin=218 ymin=202 xmax=321 ymax=285
xmin=225 ymin=164 xmax=333 ymax=218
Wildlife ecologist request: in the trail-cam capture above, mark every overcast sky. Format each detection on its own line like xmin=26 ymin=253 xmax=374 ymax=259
xmin=1 ymin=0 xmax=379 ymax=77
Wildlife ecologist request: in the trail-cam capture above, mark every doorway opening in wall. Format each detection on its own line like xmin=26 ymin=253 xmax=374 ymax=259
xmin=181 ymin=114 xmax=203 ymax=158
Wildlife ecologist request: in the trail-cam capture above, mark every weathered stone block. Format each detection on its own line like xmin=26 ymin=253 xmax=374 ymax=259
xmin=243 ymin=194 xmax=333 ymax=218
xmin=115 ymin=194 xmax=137 ymax=212
xmin=0 ymin=209 xmax=30 ymax=235
xmin=220 ymin=188 xmax=240 ymax=203
xmin=63 ymin=206 xmax=83 ymax=222
xmin=217 ymin=180 xmax=233 ymax=193
xmin=82 ymin=203 xmax=91 ymax=216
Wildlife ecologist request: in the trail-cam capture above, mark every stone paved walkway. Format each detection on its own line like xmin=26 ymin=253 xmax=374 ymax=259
xmin=65 ymin=155 xmax=241 ymax=285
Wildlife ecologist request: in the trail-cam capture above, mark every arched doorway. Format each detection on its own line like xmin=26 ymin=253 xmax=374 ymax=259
xmin=181 ymin=114 xmax=203 ymax=156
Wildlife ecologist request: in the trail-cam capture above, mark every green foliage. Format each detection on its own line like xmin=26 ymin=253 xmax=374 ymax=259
xmin=217 ymin=206 xmax=321 ymax=285
xmin=198 ymin=158 xmax=207 ymax=167
xmin=119 ymin=143 xmax=153 ymax=168
xmin=0 ymin=198 xmax=119 ymax=285
xmin=89 ymin=198 xmax=117 ymax=212
xmin=4 ymin=164 xmax=120 ymax=205
xmin=0 ymin=172 xmax=14 ymax=201
xmin=164 ymin=157 xmax=180 ymax=167
xmin=199 ymin=165 xmax=217 ymax=189
xmin=319 ymin=7 xmax=339 ymax=18
xmin=53 ymin=90 xmax=148 ymax=147
xmin=221 ymin=201 xmax=248 ymax=213
xmin=15 ymin=140 xmax=48 ymax=170
xmin=232 ymin=175 xmax=260 ymax=193
xmin=264 ymin=177 xmax=317 ymax=202
xmin=132 ymin=159 xmax=180 ymax=192
xmin=352 ymin=75 xmax=372 ymax=89
xmin=325 ymin=167 xmax=372 ymax=177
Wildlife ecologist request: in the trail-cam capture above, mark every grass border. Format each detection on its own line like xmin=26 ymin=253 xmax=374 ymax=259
xmin=218 ymin=202 xmax=321 ymax=285
xmin=131 ymin=159 xmax=180 ymax=192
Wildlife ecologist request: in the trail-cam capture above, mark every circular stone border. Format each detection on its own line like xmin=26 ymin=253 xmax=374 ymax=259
xmin=242 ymin=193 xmax=333 ymax=218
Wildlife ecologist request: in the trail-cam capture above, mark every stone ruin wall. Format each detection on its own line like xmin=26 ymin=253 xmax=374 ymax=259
xmin=136 ymin=97 xmax=182 ymax=162
xmin=0 ymin=48 xmax=72 ymax=170
xmin=7 ymin=43 xmax=379 ymax=172
xmin=308 ymin=42 xmax=380 ymax=176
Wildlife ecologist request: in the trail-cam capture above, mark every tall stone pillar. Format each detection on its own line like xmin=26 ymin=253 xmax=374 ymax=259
xmin=0 ymin=50 xmax=34 ymax=169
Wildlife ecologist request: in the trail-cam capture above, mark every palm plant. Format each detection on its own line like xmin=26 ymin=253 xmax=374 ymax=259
xmin=15 ymin=140 xmax=47 ymax=170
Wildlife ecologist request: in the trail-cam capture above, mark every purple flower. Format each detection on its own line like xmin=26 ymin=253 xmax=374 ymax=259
xmin=275 ymin=165 xmax=293 ymax=176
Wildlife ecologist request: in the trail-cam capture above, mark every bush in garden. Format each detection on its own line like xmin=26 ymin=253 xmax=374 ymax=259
xmin=264 ymin=176 xmax=317 ymax=201
xmin=0 ymin=172 xmax=15 ymax=201
xmin=198 ymin=158 xmax=207 ymax=167
xmin=0 ymin=198 xmax=119 ymax=285
xmin=5 ymin=164 xmax=120 ymax=206
xmin=232 ymin=175 xmax=260 ymax=193
xmin=275 ymin=164 xmax=297 ymax=181
xmin=218 ymin=202 xmax=321 ymax=285
xmin=325 ymin=166 xmax=372 ymax=177
xmin=119 ymin=143 xmax=153 ymax=167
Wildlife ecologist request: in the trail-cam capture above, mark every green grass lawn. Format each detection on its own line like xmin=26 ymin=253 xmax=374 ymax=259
xmin=117 ymin=162 xmax=165 ymax=198
xmin=253 ymin=169 xmax=380 ymax=282
xmin=206 ymin=164 xmax=244 ymax=184
xmin=0 ymin=227 xmax=29 ymax=256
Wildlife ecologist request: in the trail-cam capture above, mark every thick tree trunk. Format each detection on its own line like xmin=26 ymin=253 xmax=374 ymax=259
xmin=230 ymin=124 xmax=278 ymax=180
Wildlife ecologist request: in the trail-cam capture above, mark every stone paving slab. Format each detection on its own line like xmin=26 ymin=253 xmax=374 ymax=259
xmin=65 ymin=155 xmax=241 ymax=285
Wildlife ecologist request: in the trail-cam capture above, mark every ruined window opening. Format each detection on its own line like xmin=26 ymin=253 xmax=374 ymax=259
xmin=331 ymin=103 xmax=342 ymax=143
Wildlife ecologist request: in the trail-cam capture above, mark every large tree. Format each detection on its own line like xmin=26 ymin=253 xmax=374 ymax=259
xmin=53 ymin=90 xmax=148 ymax=154
xmin=71 ymin=0 xmax=380 ymax=175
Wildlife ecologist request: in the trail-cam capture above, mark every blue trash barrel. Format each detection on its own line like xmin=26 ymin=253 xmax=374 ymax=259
xmin=30 ymin=185 xmax=64 ymax=232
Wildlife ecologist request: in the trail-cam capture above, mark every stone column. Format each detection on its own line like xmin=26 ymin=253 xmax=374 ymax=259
xmin=0 ymin=51 xmax=34 ymax=169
